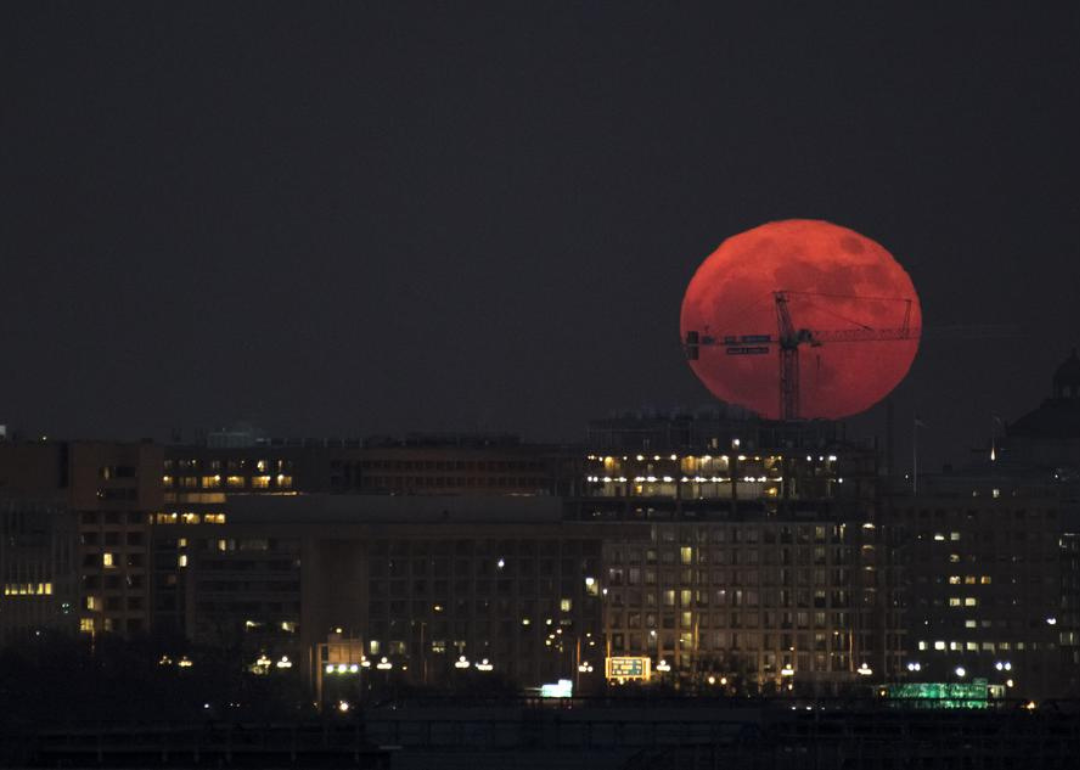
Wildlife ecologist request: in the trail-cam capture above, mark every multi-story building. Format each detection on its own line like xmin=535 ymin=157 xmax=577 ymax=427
xmin=889 ymin=478 xmax=1079 ymax=700
xmin=573 ymin=414 xmax=888 ymax=694
xmin=158 ymin=495 xmax=614 ymax=690
xmin=0 ymin=498 xmax=78 ymax=642
xmin=886 ymin=351 xmax=1080 ymax=700
xmin=0 ymin=440 xmax=164 ymax=639
xmin=150 ymin=433 xmax=579 ymax=637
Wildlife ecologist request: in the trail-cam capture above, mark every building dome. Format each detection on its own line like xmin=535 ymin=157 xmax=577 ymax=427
xmin=1053 ymin=349 xmax=1080 ymax=400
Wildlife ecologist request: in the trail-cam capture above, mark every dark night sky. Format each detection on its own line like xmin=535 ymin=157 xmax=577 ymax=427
xmin=2 ymin=2 xmax=1078 ymax=469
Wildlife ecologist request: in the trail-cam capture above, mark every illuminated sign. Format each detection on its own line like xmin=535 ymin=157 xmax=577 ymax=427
xmin=605 ymin=656 xmax=651 ymax=681
xmin=539 ymin=679 xmax=573 ymax=698
xmin=883 ymin=680 xmax=989 ymax=709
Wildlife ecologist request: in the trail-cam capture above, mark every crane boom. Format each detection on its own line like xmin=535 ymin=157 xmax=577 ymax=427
xmin=683 ymin=289 xmax=919 ymax=420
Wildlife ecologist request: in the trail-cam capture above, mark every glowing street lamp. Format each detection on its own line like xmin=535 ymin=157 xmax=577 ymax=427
xmin=656 ymin=659 xmax=671 ymax=673
xmin=577 ymin=661 xmax=594 ymax=674
xmin=376 ymin=657 xmax=393 ymax=670
xmin=856 ymin=663 xmax=873 ymax=676
xmin=454 ymin=655 xmax=471 ymax=670
xmin=780 ymin=665 xmax=795 ymax=677
xmin=954 ymin=666 xmax=967 ymax=678
xmin=476 ymin=659 xmax=494 ymax=672
xmin=275 ymin=655 xmax=293 ymax=669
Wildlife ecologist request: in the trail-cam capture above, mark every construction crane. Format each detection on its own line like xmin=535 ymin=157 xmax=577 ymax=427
xmin=683 ymin=290 xmax=918 ymax=421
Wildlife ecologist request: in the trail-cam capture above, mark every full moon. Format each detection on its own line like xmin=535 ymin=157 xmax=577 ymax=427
xmin=680 ymin=219 xmax=921 ymax=420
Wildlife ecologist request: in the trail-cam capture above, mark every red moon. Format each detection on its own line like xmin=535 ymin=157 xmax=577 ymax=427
xmin=680 ymin=219 xmax=921 ymax=420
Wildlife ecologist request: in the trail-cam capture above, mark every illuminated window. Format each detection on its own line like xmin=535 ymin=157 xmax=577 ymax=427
xmin=917 ymin=641 xmax=927 ymax=650
xmin=276 ymin=474 xmax=293 ymax=489
xmin=950 ymin=532 xmax=961 ymax=541
xmin=201 ymin=475 xmax=221 ymax=489
xmin=966 ymin=641 xmax=978 ymax=651
xmin=680 ymin=547 xmax=693 ymax=565
xmin=964 ymin=597 xmax=978 ymax=606
xmin=177 ymin=554 xmax=188 ymax=568
xmin=226 ymin=476 xmax=245 ymax=488
xmin=949 ymin=598 xmax=961 ymax=607
xmin=180 ymin=476 xmax=197 ymax=489
xmin=162 ymin=475 xmax=174 ymax=488
xmin=86 ymin=596 xmax=99 ymax=611
xmin=934 ymin=641 xmax=946 ymax=650
xmin=256 ymin=460 xmax=268 ymax=473
xmin=980 ymin=576 xmax=992 ymax=585
xmin=7 ymin=583 xmax=46 ymax=596
xmin=965 ymin=620 xmax=977 ymax=628
xmin=103 ymin=553 xmax=115 ymax=568
xmin=964 ymin=575 xmax=976 ymax=584
xmin=949 ymin=554 xmax=960 ymax=563
xmin=369 ymin=640 xmax=380 ymax=655
xmin=252 ymin=476 xmax=271 ymax=489
xmin=948 ymin=576 xmax=961 ymax=584
xmin=178 ymin=538 xmax=188 ymax=548
xmin=181 ymin=513 xmax=200 ymax=524
xmin=80 ymin=618 xmax=95 ymax=633
xmin=560 ymin=598 xmax=572 ymax=612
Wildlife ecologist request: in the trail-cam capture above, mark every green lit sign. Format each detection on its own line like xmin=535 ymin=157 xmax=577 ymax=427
xmin=884 ymin=679 xmax=989 ymax=709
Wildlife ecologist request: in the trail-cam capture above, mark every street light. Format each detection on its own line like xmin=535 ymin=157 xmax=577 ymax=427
xmin=856 ymin=663 xmax=873 ymax=676
xmin=454 ymin=655 xmax=471 ymax=670
xmin=376 ymin=657 xmax=393 ymax=671
xmin=656 ymin=659 xmax=671 ymax=673
xmin=476 ymin=659 xmax=494 ymax=672
xmin=577 ymin=661 xmax=594 ymax=673
xmin=955 ymin=666 xmax=966 ymax=678
xmin=906 ymin=662 xmax=921 ymax=672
